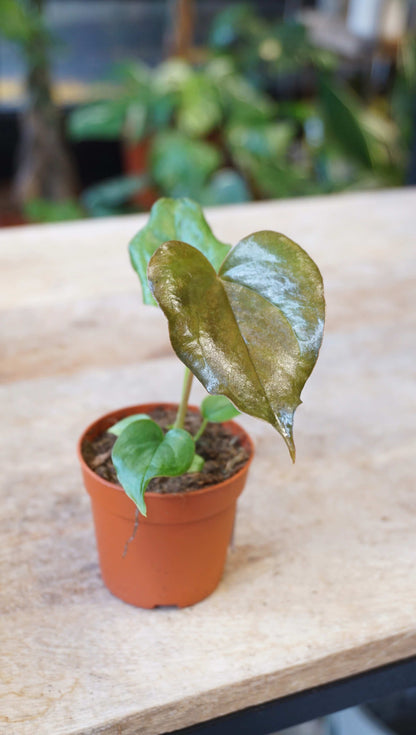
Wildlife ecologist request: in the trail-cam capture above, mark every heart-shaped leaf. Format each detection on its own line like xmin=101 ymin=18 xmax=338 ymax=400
xmin=108 ymin=413 xmax=150 ymax=437
xmin=201 ymin=395 xmax=240 ymax=423
xmin=148 ymin=232 xmax=325 ymax=460
xmin=112 ymin=419 xmax=195 ymax=515
xmin=129 ymin=197 xmax=230 ymax=304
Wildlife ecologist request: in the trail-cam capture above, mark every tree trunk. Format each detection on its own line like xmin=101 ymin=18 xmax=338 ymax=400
xmin=164 ymin=0 xmax=195 ymax=59
xmin=13 ymin=0 xmax=78 ymax=207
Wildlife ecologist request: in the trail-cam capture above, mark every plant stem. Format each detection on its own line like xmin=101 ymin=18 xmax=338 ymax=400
xmin=193 ymin=419 xmax=208 ymax=443
xmin=174 ymin=367 xmax=193 ymax=430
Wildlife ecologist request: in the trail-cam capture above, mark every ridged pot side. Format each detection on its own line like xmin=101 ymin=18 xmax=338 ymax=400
xmin=77 ymin=403 xmax=254 ymax=608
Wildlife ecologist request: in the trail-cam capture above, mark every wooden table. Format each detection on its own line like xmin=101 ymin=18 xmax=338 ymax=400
xmin=1 ymin=189 xmax=416 ymax=735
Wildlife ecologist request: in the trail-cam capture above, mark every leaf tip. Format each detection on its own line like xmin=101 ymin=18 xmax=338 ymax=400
xmin=139 ymin=499 xmax=148 ymax=518
xmin=288 ymin=440 xmax=296 ymax=464
xmin=278 ymin=423 xmax=296 ymax=463
xmin=271 ymin=408 xmax=297 ymax=462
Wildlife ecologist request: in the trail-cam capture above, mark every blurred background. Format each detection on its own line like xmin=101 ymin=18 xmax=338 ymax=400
xmin=1 ymin=0 xmax=415 ymax=225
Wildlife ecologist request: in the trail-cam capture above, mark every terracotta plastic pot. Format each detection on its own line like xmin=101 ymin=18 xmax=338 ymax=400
xmin=77 ymin=403 xmax=254 ymax=608
xmin=122 ymin=138 xmax=159 ymax=210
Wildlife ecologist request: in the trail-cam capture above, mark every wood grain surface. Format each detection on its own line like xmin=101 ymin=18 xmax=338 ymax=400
xmin=1 ymin=189 xmax=415 ymax=734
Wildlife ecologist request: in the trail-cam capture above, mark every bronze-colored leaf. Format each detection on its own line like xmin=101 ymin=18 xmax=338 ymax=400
xmin=148 ymin=231 xmax=325 ymax=460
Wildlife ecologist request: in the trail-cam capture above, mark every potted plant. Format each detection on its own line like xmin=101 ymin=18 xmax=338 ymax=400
xmin=77 ymin=197 xmax=325 ymax=608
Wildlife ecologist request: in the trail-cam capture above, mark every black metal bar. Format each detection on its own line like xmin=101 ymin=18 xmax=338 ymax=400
xmin=163 ymin=656 xmax=416 ymax=735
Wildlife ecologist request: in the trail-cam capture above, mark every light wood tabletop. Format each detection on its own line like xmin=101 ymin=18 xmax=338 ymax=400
xmin=1 ymin=189 xmax=415 ymax=735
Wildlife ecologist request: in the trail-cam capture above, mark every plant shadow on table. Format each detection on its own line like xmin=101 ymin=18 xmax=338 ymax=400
xmin=224 ymin=540 xmax=281 ymax=588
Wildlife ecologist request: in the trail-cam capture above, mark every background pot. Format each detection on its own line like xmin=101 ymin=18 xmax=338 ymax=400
xmin=122 ymin=138 xmax=159 ymax=210
xmin=77 ymin=403 xmax=254 ymax=608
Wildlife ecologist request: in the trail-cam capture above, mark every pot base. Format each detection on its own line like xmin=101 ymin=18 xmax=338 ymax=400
xmin=97 ymin=504 xmax=237 ymax=609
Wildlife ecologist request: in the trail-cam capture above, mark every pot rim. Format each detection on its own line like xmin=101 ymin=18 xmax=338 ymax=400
xmin=77 ymin=402 xmax=255 ymax=502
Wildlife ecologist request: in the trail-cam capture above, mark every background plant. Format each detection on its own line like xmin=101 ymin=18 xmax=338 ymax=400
xmin=2 ymin=1 xmax=413 ymax=223
xmin=67 ymin=6 xmax=408 ymax=216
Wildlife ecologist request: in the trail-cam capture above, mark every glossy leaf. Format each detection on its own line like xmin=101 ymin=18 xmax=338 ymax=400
xmin=108 ymin=414 xmax=150 ymax=437
xmin=112 ymin=419 xmax=195 ymax=515
xmin=129 ymin=196 xmax=230 ymax=304
xmin=201 ymin=395 xmax=240 ymax=423
xmin=148 ymin=233 xmax=325 ymax=460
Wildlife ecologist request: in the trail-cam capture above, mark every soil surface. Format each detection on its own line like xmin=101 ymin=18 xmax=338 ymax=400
xmin=82 ymin=407 xmax=250 ymax=494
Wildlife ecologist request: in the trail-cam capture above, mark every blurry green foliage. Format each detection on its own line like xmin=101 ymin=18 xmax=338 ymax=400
xmin=24 ymin=198 xmax=84 ymax=223
xmin=209 ymin=4 xmax=336 ymax=85
xmin=69 ymin=61 xmax=175 ymax=143
xmin=65 ymin=3 xmax=411 ymax=216
xmin=82 ymin=175 xmax=149 ymax=217
xmin=391 ymin=34 xmax=416 ymax=150
xmin=0 ymin=0 xmax=49 ymax=46
xmin=150 ymin=131 xmax=221 ymax=198
xmin=200 ymin=169 xmax=251 ymax=206
xmin=210 ymin=4 xmax=408 ymax=189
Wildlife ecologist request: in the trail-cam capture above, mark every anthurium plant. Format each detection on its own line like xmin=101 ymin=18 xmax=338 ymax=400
xmin=110 ymin=197 xmax=325 ymax=515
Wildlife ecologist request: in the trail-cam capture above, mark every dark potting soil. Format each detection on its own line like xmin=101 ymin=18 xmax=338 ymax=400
xmin=82 ymin=407 xmax=250 ymax=495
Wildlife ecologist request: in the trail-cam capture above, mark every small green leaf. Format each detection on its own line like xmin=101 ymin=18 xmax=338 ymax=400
xmin=226 ymin=121 xmax=295 ymax=159
xmin=124 ymin=100 xmax=148 ymax=143
xmin=201 ymin=395 xmax=240 ymax=423
xmin=220 ymin=75 xmax=276 ymax=125
xmin=24 ymin=199 xmax=84 ymax=223
xmin=148 ymin=233 xmax=325 ymax=461
xmin=201 ymin=169 xmax=251 ymax=206
xmin=319 ymin=77 xmax=373 ymax=169
xmin=129 ymin=196 xmax=230 ymax=305
xmin=68 ymin=100 xmax=126 ymax=141
xmin=82 ymin=175 xmax=148 ymax=216
xmin=208 ymin=4 xmax=256 ymax=48
xmin=112 ymin=419 xmax=195 ymax=515
xmin=108 ymin=414 xmax=150 ymax=437
xmin=150 ymin=131 xmax=221 ymax=197
xmin=187 ymin=454 xmax=205 ymax=473
xmin=177 ymin=72 xmax=222 ymax=138
xmin=153 ymin=58 xmax=193 ymax=94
